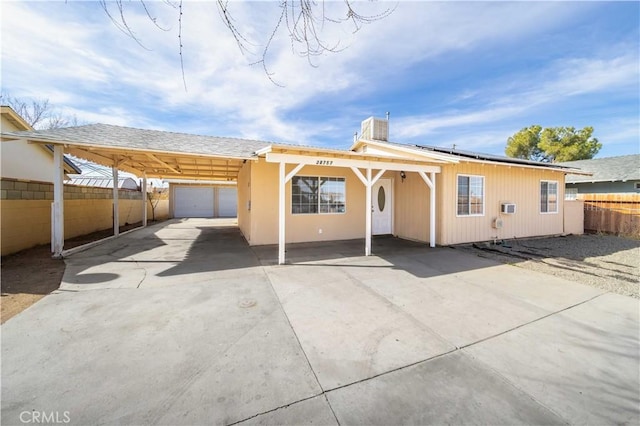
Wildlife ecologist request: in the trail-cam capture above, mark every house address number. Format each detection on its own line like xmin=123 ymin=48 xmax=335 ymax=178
xmin=315 ymin=160 xmax=334 ymax=165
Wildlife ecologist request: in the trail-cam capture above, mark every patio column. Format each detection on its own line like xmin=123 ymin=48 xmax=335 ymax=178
xmin=429 ymin=171 xmax=436 ymax=248
xmin=51 ymin=145 xmax=65 ymax=258
xmin=418 ymin=171 xmax=437 ymax=248
xmin=365 ymin=168 xmax=372 ymax=256
xmin=141 ymin=172 xmax=148 ymax=227
xmin=350 ymin=167 xmax=386 ymax=256
xmin=278 ymin=162 xmax=286 ymax=264
xmin=112 ymin=166 xmax=119 ymax=237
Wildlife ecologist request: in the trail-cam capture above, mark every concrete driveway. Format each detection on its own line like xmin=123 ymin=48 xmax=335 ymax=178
xmin=2 ymin=219 xmax=638 ymax=425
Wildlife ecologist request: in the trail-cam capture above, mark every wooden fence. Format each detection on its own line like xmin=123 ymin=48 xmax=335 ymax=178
xmin=577 ymin=193 xmax=640 ymax=237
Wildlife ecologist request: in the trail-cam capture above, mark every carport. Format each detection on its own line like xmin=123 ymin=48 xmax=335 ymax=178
xmin=1 ymin=124 xmax=453 ymax=263
xmin=1 ymin=124 xmax=264 ymax=257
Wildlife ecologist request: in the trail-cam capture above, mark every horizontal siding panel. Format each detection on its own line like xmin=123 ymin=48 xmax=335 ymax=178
xmin=439 ymin=162 xmax=566 ymax=245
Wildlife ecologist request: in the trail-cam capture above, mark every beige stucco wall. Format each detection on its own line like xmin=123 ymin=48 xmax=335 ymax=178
xmin=1 ymin=115 xmax=57 ymax=183
xmin=437 ymin=162 xmax=566 ymax=245
xmin=563 ymin=199 xmax=584 ymax=235
xmin=245 ymin=159 xmax=367 ymax=246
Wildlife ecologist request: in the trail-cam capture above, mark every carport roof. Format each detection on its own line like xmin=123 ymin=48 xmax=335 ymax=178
xmin=1 ymin=123 xmax=277 ymax=181
xmin=1 ymin=123 xmax=272 ymax=159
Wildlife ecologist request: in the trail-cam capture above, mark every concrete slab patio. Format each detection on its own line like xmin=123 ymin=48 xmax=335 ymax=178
xmin=2 ymin=219 xmax=638 ymax=425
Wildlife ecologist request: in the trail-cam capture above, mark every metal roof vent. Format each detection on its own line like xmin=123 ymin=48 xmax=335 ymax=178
xmin=361 ymin=116 xmax=389 ymax=141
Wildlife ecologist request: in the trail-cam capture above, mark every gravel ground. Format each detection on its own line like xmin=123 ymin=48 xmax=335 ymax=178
xmin=456 ymin=233 xmax=639 ymax=299
xmin=1 ymin=220 xmax=163 ymax=323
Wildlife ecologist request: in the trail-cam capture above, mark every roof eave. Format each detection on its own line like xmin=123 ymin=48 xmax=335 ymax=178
xmin=14 ymin=135 xmax=260 ymax=162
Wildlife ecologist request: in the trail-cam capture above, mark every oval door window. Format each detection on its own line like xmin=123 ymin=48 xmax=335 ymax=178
xmin=377 ymin=186 xmax=386 ymax=211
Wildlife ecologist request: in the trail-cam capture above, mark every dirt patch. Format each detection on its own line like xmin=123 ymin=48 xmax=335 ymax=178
xmin=457 ymin=233 xmax=640 ymax=299
xmin=1 ymin=221 xmax=163 ymax=323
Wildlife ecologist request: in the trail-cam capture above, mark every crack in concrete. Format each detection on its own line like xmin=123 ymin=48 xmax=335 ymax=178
xmin=228 ymin=269 xmax=607 ymax=425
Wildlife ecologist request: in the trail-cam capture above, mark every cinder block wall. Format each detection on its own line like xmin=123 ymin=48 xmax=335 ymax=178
xmin=1 ymin=178 xmax=169 ymax=255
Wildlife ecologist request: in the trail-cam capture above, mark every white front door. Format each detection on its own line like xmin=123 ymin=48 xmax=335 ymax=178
xmin=372 ymin=178 xmax=392 ymax=235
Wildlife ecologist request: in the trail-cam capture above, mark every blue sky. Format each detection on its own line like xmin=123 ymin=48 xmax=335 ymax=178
xmin=2 ymin=1 xmax=638 ymax=158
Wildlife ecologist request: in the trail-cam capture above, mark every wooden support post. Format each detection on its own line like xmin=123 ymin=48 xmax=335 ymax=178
xmin=113 ymin=166 xmax=119 ymax=237
xmin=142 ymin=173 xmax=148 ymax=227
xmin=429 ymin=171 xmax=436 ymax=248
xmin=51 ymin=145 xmax=65 ymax=258
xmin=278 ymin=162 xmax=286 ymax=265
xmin=365 ymin=168 xmax=372 ymax=256
xmin=418 ymin=171 xmax=437 ymax=248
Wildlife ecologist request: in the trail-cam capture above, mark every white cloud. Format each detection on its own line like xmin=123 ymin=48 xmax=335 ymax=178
xmin=1 ymin=0 xmax=636 ymax=157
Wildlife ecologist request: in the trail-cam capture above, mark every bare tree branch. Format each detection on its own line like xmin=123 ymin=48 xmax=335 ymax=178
xmin=98 ymin=0 xmax=395 ymax=87
xmin=1 ymin=92 xmax=82 ymax=129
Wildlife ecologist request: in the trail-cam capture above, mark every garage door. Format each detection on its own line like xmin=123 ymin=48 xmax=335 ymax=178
xmin=174 ymin=187 xmax=214 ymax=218
xmin=218 ymin=187 xmax=237 ymax=217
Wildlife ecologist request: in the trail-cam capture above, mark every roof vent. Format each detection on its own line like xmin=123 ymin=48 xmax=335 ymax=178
xmin=361 ymin=117 xmax=389 ymax=141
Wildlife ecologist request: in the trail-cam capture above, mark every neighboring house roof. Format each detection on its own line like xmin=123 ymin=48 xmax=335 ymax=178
xmin=557 ymin=155 xmax=640 ymax=183
xmin=2 ymin=123 xmax=272 ymax=159
xmin=70 ymin=155 xmax=138 ymax=179
xmin=43 ymin=146 xmax=83 ymax=174
xmin=66 ymin=177 xmax=139 ymax=190
xmin=0 ymin=105 xmax=33 ymax=131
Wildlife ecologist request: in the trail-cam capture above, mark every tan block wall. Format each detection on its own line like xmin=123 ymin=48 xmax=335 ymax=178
xmin=1 ymin=200 xmax=51 ymax=255
xmin=563 ymin=200 xmax=584 ymax=235
xmin=1 ymin=178 xmax=169 ymax=255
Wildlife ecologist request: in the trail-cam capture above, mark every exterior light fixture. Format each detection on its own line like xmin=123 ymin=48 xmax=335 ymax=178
xmin=400 ymin=171 xmax=406 ymax=183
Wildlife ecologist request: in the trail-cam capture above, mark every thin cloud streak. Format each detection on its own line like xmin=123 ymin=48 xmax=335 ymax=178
xmin=392 ymin=52 xmax=639 ymax=141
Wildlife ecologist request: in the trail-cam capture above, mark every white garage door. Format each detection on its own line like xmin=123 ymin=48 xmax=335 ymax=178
xmin=174 ymin=187 xmax=214 ymax=218
xmin=218 ymin=187 xmax=237 ymax=217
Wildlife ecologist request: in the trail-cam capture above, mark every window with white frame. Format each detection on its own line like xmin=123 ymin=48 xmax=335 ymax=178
xmin=292 ymin=176 xmax=346 ymax=214
xmin=540 ymin=180 xmax=558 ymax=213
xmin=457 ymin=175 xmax=484 ymax=216
xmin=565 ymin=188 xmax=578 ymax=200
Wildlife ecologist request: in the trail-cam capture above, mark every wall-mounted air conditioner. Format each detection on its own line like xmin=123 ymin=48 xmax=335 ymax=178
xmin=361 ymin=117 xmax=389 ymax=141
xmin=501 ymin=203 xmax=516 ymax=214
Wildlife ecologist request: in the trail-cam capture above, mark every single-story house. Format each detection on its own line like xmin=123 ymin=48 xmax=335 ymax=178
xmin=557 ymin=155 xmax=640 ymax=195
xmin=0 ymin=117 xmax=588 ymax=263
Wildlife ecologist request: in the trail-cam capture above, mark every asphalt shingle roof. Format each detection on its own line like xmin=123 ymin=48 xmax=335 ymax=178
xmin=3 ymin=123 xmax=273 ymax=159
xmin=557 ymin=155 xmax=640 ymax=183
